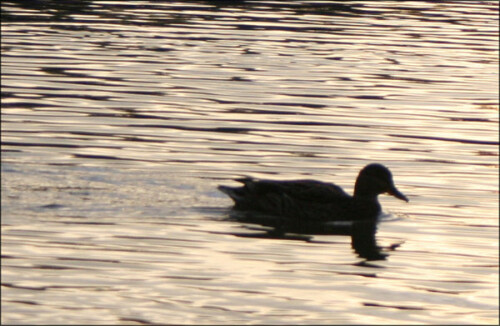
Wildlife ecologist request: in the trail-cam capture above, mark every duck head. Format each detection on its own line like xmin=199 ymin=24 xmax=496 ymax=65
xmin=354 ymin=163 xmax=408 ymax=202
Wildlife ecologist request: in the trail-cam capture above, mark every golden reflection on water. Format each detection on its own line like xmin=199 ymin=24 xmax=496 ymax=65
xmin=2 ymin=0 xmax=499 ymax=325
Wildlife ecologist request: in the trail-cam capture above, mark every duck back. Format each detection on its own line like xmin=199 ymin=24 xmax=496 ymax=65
xmin=218 ymin=177 xmax=376 ymax=221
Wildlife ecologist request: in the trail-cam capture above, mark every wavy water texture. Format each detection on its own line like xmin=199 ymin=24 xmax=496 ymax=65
xmin=1 ymin=1 xmax=498 ymax=325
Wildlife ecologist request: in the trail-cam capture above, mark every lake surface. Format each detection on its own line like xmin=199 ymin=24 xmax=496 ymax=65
xmin=1 ymin=1 xmax=498 ymax=324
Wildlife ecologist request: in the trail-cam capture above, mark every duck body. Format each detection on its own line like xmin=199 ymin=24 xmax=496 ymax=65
xmin=218 ymin=163 xmax=408 ymax=222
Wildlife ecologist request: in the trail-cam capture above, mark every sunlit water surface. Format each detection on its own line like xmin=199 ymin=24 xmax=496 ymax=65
xmin=2 ymin=1 xmax=498 ymax=325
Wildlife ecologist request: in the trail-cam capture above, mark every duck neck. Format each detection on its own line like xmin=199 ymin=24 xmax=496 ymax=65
xmin=353 ymin=181 xmax=379 ymax=201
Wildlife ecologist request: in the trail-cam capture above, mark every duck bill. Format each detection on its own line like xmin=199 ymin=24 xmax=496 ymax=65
xmin=388 ymin=186 xmax=409 ymax=202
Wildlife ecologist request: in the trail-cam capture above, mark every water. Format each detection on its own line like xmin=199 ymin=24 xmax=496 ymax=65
xmin=1 ymin=1 xmax=498 ymax=324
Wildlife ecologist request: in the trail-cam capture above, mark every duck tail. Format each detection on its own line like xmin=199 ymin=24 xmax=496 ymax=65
xmin=234 ymin=176 xmax=254 ymax=185
xmin=218 ymin=185 xmax=244 ymax=202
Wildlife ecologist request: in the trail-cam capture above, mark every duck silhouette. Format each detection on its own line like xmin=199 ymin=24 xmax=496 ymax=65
xmin=218 ymin=163 xmax=408 ymax=223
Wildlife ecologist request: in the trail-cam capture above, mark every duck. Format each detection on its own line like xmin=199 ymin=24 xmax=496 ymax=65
xmin=218 ymin=163 xmax=408 ymax=223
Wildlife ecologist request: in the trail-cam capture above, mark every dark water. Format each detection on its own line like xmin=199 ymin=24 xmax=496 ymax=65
xmin=2 ymin=1 xmax=498 ymax=324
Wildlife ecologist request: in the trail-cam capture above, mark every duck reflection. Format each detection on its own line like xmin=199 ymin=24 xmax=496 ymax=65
xmin=224 ymin=211 xmax=395 ymax=261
